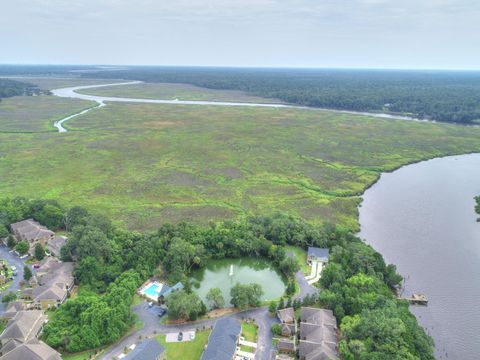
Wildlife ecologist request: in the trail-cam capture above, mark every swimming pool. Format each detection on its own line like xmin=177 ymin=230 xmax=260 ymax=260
xmin=142 ymin=282 xmax=161 ymax=300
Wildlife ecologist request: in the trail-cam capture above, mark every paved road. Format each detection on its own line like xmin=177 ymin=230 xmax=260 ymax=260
xmin=0 ymin=244 xmax=25 ymax=312
xmin=101 ymin=302 xmax=279 ymax=360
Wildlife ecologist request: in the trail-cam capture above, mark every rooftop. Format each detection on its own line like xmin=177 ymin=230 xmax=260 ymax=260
xmin=123 ymin=339 xmax=165 ymax=360
xmin=307 ymin=247 xmax=329 ymax=260
xmin=201 ymin=317 xmax=241 ymax=360
xmin=277 ymin=307 xmax=295 ymax=324
xmin=0 ymin=339 xmax=61 ymax=360
xmin=10 ymin=219 xmax=54 ymax=243
xmin=0 ymin=310 xmax=46 ymax=343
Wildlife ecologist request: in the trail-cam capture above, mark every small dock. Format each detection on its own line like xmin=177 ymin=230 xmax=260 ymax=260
xmin=399 ymin=293 xmax=428 ymax=305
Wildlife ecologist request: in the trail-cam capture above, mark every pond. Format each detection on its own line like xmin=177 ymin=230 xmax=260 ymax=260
xmin=359 ymin=153 xmax=480 ymax=360
xmin=190 ymin=257 xmax=287 ymax=306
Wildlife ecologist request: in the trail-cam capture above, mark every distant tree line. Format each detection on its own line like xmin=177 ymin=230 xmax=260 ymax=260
xmin=0 ymin=78 xmax=40 ymax=100
xmin=1 ymin=65 xmax=479 ymax=124
xmin=82 ymin=67 xmax=480 ymax=124
xmin=0 ymin=197 xmax=435 ymax=358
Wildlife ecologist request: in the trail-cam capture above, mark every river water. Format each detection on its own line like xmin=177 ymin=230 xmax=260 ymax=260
xmin=359 ymin=153 xmax=480 ymax=360
xmin=50 ymin=81 xmax=429 ymax=132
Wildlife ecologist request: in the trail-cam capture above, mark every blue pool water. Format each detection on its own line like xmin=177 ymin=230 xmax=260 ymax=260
xmin=143 ymin=283 xmax=161 ymax=298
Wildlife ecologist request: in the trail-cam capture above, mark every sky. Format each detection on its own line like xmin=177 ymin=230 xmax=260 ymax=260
xmin=1 ymin=0 xmax=479 ymax=69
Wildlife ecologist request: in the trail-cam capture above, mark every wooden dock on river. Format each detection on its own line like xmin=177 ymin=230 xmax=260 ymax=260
xmin=399 ymin=293 xmax=428 ymax=305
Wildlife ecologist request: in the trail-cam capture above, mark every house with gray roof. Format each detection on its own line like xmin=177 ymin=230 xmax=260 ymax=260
xmin=277 ymin=339 xmax=296 ymax=354
xmin=0 ymin=338 xmax=61 ymax=360
xmin=0 ymin=311 xmax=46 ymax=346
xmin=201 ymin=317 xmax=241 ymax=360
xmin=298 ymin=340 xmax=337 ymax=360
xmin=10 ymin=219 xmax=54 ymax=243
xmin=277 ymin=307 xmax=297 ymax=337
xmin=300 ymin=308 xmax=336 ymax=327
xmin=2 ymin=302 xmax=25 ymax=320
xmin=10 ymin=219 xmax=54 ymax=255
xmin=47 ymin=236 xmax=66 ymax=258
xmin=298 ymin=307 xmax=338 ymax=360
xmin=31 ymin=260 xmax=74 ymax=310
xmin=158 ymin=282 xmax=184 ymax=300
xmin=277 ymin=307 xmax=295 ymax=324
xmin=307 ymin=247 xmax=329 ymax=265
xmin=123 ymin=339 xmax=166 ymax=360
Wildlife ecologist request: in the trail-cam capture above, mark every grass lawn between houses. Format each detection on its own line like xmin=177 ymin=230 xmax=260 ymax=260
xmin=156 ymin=329 xmax=211 ymax=360
xmin=240 ymin=322 xmax=258 ymax=353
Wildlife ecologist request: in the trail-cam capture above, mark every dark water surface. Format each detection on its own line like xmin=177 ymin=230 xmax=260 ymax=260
xmin=359 ymin=153 xmax=480 ymax=360
xmin=190 ymin=257 xmax=287 ymax=306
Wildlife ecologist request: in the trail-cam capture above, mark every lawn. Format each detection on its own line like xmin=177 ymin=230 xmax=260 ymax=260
xmin=241 ymin=322 xmax=258 ymax=353
xmin=78 ymin=82 xmax=283 ymax=104
xmin=156 ymin=329 xmax=211 ymax=360
xmin=1 ymin=79 xmax=480 ymax=231
xmin=62 ymin=348 xmax=104 ymax=360
xmin=285 ymin=245 xmax=309 ymax=275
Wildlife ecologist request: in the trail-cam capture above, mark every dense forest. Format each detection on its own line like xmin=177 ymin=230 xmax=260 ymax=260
xmin=1 ymin=65 xmax=479 ymax=124
xmin=0 ymin=198 xmax=434 ymax=358
xmin=0 ymin=78 xmax=38 ymax=99
xmin=83 ymin=67 xmax=480 ymax=124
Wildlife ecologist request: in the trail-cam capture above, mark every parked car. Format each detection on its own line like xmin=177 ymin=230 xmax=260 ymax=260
xmin=177 ymin=332 xmax=183 ymax=341
xmin=148 ymin=302 xmax=153 ymax=308
xmin=157 ymin=308 xmax=166 ymax=317
xmin=10 ymin=266 xmax=16 ymax=271
xmin=33 ymin=264 xmax=41 ymax=269
xmin=12 ymin=271 xmax=17 ymax=277
xmin=19 ymin=254 xmax=28 ymax=259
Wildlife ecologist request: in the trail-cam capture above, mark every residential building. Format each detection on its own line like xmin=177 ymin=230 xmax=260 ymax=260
xmin=31 ymin=259 xmax=74 ymax=310
xmin=307 ymin=247 xmax=329 ymax=265
xmin=10 ymin=219 xmax=54 ymax=254
xmin=0 ymin=338 xmax=61 ymax=360
xmin=277 ymin=307 xmax=297 ymax=337
xmin=47 ymin=236 xmax=66 ymax=258
xmin=0 ymin=310 xmax=46 ymax=346
xmin=123 ymin=339 xmax=166 ymax=360
xmin=298 ymin=307 xmax=338 ymax=360
xmin=2 ymin=302 xmax=25 ymax=321
xmin=277 ymin=339 xmax=296 ymax=354
xmin=201 ymin=317 xmax=241 ymax=360
xmin=157 ymin=282 xmax=184 ymax=301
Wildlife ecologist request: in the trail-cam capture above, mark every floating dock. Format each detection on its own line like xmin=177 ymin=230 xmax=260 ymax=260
xmin=399 ymin=293 xmax=428 ymax=305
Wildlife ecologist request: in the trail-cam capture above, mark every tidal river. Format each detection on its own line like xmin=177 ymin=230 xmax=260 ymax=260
xmin=359 ymin=153 xmax=480 ymax=360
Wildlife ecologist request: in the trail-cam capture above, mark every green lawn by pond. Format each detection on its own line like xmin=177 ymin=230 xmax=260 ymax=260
xmin=156 ymin=329 xmax=211 ymax=360
xmin=284 ymin=245 xmax=309 ymax=275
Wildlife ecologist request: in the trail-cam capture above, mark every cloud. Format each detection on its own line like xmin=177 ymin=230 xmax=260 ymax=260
xmin=1 ymin=0 xmax=479 ymax=68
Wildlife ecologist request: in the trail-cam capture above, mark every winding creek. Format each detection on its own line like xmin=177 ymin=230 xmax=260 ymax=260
xmin=51 ymin=81 xmax=426 ymax=132
xmin=359 ymin=153 xmax=480 ymax=360
xmin=50 ymin=80 xmax=480 ymax=358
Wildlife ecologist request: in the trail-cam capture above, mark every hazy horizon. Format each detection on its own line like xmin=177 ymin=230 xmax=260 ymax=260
xmin=2 ymin=0 xmax=480 ymax=70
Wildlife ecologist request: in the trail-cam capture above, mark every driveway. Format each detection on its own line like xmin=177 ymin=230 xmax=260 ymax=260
xmin=101 ymin=302 xmax=278 ymax=360
xmin=0 ymin=244 xmax=25 ymax=313
xmin=287 ymin=252 xmax=318 ymax=300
